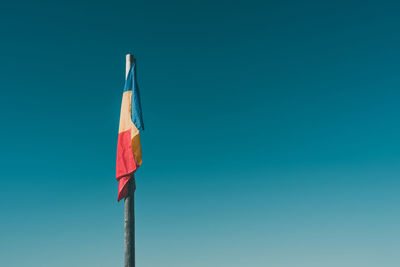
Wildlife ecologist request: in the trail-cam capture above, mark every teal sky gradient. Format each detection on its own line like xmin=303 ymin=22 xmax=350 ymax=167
xmin=1 ymin=0 xmax=400 ymax=266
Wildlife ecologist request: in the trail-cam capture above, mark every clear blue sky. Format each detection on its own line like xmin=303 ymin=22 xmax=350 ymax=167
xmin=1 ymin=0 xmax=400 ymax=266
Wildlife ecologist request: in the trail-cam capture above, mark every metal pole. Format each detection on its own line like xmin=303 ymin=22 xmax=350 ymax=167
xmin=124 ymin=54 xmax=135 ymax=267
xmin=124 ymin=179 xmax=135 ymax=267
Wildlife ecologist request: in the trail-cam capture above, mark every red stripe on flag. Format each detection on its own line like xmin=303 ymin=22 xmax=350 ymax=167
xmin=117 ymin=175 xmax=131 ymax=201
xmin=116 ymin=129 xmax=137 ymax=201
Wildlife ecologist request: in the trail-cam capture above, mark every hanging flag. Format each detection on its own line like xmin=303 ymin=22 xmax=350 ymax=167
xmin=116 ymin=60 xmax=144 ymax=201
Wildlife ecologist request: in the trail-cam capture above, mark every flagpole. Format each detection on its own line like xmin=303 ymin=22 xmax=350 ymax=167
xmin=124 ymin=53 xmax=135 ymax=267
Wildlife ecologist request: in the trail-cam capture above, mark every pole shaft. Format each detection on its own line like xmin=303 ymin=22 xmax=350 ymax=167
xmin=124 ymin=179 xmax=135 ymax=267
xmin=124 ymin=54 xmax=135 ymax=267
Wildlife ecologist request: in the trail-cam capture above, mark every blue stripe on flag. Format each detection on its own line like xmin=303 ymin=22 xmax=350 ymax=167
xmin=123 ymin=63 xmax=144 ymax=131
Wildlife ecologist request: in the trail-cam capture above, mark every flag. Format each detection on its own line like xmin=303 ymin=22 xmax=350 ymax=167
xmin=116 ymin=61 xmax=144 ymax=201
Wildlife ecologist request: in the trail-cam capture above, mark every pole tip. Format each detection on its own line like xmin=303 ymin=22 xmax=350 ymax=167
xmin=126 ymin=54 xmax=136 ymax=63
